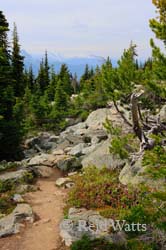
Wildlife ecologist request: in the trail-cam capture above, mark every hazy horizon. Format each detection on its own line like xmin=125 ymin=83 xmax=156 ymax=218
xmin=1 ymin=0 xmax=157 ymax=59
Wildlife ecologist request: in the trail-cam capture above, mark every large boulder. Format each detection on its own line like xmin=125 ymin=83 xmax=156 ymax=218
xmin=0 ymin=204 xmax=34 ymax=237
xmin=119 ymin=157 xmax=145 ymax=185
xmin=28 ymin=154 xmax=56 ymax=167
xmin=119 ymin=157 xmax=166 ymax=189
xmin=85 ymin=107 xmax=131 ymax=131
xmin=24 ymin=132 xmax=57 ymax=158
xmin=28 ymin=153 xmax=81 ymax=171
xmin=60 ymin=207 xmax=126 ymax=247
xmin=85 ymin=108 xmax=112 ymax=129
xmin=81 ymin=139 xmax=126 ymax=169
xmin=33 ymin=165 xmax=54 ymax=178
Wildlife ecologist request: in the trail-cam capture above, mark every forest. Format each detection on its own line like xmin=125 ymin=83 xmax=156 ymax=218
xmin=0 ymin=0 xmax=166 ymax=249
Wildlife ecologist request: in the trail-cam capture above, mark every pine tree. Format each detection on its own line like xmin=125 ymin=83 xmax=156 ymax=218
xmin=145 ymin=1 xmax=166 ymax=101
xmin=47 ymin=68 xmax=58 ymax=101
xmin=150 ymin=0 xmax=166 ymax=46
xmin=80 ymin=64 xmax=92 ymax=91
xmin=11 ymin=23 xmax=24 ymax=97
xmin=71 ymin=73 xmax=79 ymax=93
xmin=58 ymin=64 xmax=73 ymax=95
xmin=0 ymin=12 xmax=22 ymax=160
xmin=53 ymin=79 xmax=68 ymax=113
xmin=28 ymin=65 xmax=35 ymax=90
xmin=36 ymin=52 xmax=50 ymax=92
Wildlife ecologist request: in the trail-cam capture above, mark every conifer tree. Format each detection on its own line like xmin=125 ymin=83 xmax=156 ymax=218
xmin=150 ymin=0 xmax=166 ymax=46
xmin=0 ymin=12 xmax=22 ymax=160
xmin=11 ymin=23 xmax=24 ymax=97
xmin=145 ymin=0 xmax=166 ymax=101
xmin=28 ymin=65 xmax=35 ymax=90
xmin=80 ymin=64 xmax=92 ymax=91
xmin=47 ymin=68 xmax=58 ymax=101
xmin=58 ymin=64 xmax=73 ymax=95
xmin=53 ymin=79 xmax=68 ymax=113
xmin=36 ymin=52 xmax=50 ymax=92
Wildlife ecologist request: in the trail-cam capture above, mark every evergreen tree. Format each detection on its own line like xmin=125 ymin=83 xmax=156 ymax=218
xmin=28 ymin=65 xmax=35 ymax=90
xmin=36 ymin=52 xmax=50 ymax=92
xmin=0 ymin=12 xmax=22 ymax=160
xmin=11 ymin=23 xmax=24 ymax=97
xmin=144 ymin=1 xmax=166 ymax=102
xmin=53 ymin=79 xmax=68 ymax=113
xmin=80 ymin=64 xmax=92 ymax=91
xmin=47 ymin=68 xmax=58 ymax=101
xmin=149 ymin=0 xmax=166 ymax=46
xmin=71 ymin=73 xmax=79 ymax=93
xmin=58 ymin=64 xmax=73 ymax=95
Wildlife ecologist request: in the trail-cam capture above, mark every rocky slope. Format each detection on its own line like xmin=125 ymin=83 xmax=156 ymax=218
xmin=0 ymin=104 xmax=165 ymax=248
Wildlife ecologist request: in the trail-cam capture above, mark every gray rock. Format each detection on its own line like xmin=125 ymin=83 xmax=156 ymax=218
xmin=55 ymin=177 xmax=72 ymax=187
xmin=81 ymin=144 xmax=98 ymax=155
xmin=13 ymin=203 xmax=34 ymax=223
xmin=52 ymin=149 xmax=64 ymax=155
xmin=33 ymin=165 xmax=54 ymax=178
xmin=55 ymin=140 xmax=71 ymax=151
xmin=28 ymin=154 xmax=56 ymax=167
xmin=119 ymin=156 xmax=166 ymax=189
xmin=59 ymin=134 xmax=84 ymax=147
xmin=48 ymin=135 xmax=59 ymax=143
xmin=82 ymin=140 xmax=125 ymax=169
xmin=158 ymin=105 xmax=166 ymax=122
xmin=12 ymin=194 xmax=24 ymax=203
xmin=0 ymin=169 xmax=29 ymax=182
xmin=56 ymin=156 xmax=82 ymax=171
xmin=85 ymin=108 xmax=112 ymax=129
xmin=65 ymin=122 xmax=86 ymax=133
xmin=85 ymin=107 xmax=131 ymax=133
xmin=65 ymin=182 xmax=75 ymax=189
xmin=15 ymin=184 xmax=38 ymax=193
xmin=28 ymin=153 xmax=81 ymax=171
xmin=0 ymin=204 xmax=34 ymax=237
xmin=60 ymin=207 xmax=127 ymax=247
xmin=68 ymin=143 xmax=86 ymax=157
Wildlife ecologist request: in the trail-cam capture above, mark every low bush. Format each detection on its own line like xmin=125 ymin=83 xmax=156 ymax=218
xmin=68 ymin=167 xmax=139 ymax=209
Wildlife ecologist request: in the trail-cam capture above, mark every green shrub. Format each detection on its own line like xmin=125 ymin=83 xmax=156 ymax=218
xmin=0 ymin=196 xmax=15 ymax=215
xmin=142 ymin=145 xmax=166 ymax=179
xmin=104 ymin=120 xmax=139 ymax=160
xmin=0 ymin=162 xmax=19 ymax=173
xmin=68 ymin=167 xmax=139 ymax=209
xmin=71 ymin=235 xmax=123 ymax=250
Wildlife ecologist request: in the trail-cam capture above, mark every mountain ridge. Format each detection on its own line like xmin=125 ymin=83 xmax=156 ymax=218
xmin=21 ymin=50 xmax=117 ymax=78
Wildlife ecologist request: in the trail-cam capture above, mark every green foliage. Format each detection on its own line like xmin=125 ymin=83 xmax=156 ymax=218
xmin=142 ymin=145 xmax=166 ymax=179
xmin=71 ymin=235 xmax=157 ymax=250
xmin=0 ymin=195 xmax=15 ymax=215
xmin=68 ymin=167 xmax=138 ymax=209
xmin=104 ymin=120 xmax=139 ymax=160
xmin=0 ymin=11 xmax=23 ymax=161
xmin=149 ymin=0 xmax=166 ymax=46
xmin=11 ymin=23 xmax=24 ymax=97
xmin=0 ymin=172 xmax=34 ymax=193
xmin=71 ymin=235 xmax=123 ymax=250
xmin=0 ymin=162 xmax=19 ymax=173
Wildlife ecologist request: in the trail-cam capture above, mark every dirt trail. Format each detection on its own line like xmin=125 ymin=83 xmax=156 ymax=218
xmin=0 ymin=169 xmax=68 ymax=250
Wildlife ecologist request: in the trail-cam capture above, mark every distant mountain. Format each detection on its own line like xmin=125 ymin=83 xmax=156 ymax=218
xmin=21 ymin=50 xmax=117 ymax=78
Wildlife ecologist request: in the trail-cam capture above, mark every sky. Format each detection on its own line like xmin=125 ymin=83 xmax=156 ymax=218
xmin=1 ymin=0 xmax=157 ymax=59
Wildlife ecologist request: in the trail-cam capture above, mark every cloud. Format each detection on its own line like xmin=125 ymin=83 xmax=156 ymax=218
xmin=1 ymin=0 xmax=156 ymax=58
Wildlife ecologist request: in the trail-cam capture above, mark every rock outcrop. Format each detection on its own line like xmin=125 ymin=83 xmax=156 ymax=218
xmin=0 ymin=204 xmax=34 ymax=237
xmin=60 ymin=207 xmax=126 ymax=247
